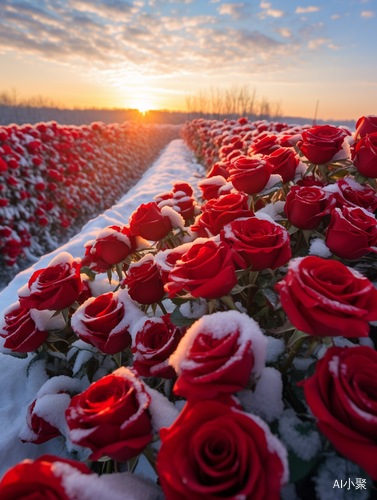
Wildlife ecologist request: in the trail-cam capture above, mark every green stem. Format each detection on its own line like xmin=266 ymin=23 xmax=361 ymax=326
xmin=282 ymin=336 xmax=307 ymax=375
xmin=158 ymin=301 xmax=168 ymax=315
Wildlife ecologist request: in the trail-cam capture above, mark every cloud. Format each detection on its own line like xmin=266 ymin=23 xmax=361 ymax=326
xmin=218 ymin=3 xmax=248 ymax=20
xmin=69 ymin=0 xmax=138 ymax=21
xmin=266 ymin=8 xmax=285 ymax=17
xmin=274 ymin=27 xmax=292 ymax=38
xmin=328 ymin=44 xmax=342 ymax=50
xmin=308 ymin=38 xmax=331 ymax=49
xmin=296 ymin=6 xmax=321 ymax=14
xmin=361 ymin=11 xmax=375 ymax=17
xmin=260 ymin=1 xmax=271 ymax=7
xmin=331 ymin=14 xmax=340 ymax=19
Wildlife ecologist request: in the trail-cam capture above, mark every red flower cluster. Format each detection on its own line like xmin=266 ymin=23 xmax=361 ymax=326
xmin=0 ymin=121 xmax=179 ymax=267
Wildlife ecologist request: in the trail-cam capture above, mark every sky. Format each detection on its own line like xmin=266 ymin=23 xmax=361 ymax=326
xmin=0 ymin=0 xmax=376 ymax=120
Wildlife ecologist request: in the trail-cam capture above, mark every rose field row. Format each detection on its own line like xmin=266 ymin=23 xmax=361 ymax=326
xmin=0 ymin=121 xmax=180 ymax=272
xmin=0 ymin=114 xmax=377 ymax=500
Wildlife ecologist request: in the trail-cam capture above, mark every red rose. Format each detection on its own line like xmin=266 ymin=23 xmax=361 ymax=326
xmin=155 ymin=240 xmax=208 ymax=284
xmin=298 ymin=125 xmax=347 ymax=164
xmin=265 ymin=147 xmax=300 ymax=184
xmin=122 ymin=253 xmax=165 ymax=304
xmin=355 ymin=115 xmax=377 ymax=139
xmin=21 ymin=399 xmax=61 ymax=444
xmin=170 ymin=310 xmax=266 ymax=400
xmin=157 ymin=400 xmax=288 ymax=500
xmin=353 ymin=132 xmax=377 ymax=178
xmin=228 ymin=156 xmax=274 ymax=195
xmin=171 ymin=189 xmax=196 ymax=221
xmin=198 ymin=176 xmax=227 ymax=201
xmin=221 ymin=215 xmax=291 ymax=271
xmin=131 ymin=314 xmax=185 ymax=378
xmin=274 ymin=256 xmax=377 ymax=337
xmin=191 ymin=192 xmax=254 ymax=236
xmin=71 ymin=289 xmax=143 ymax=354
xmin=66 ymin=367 xmax=153 ymax=462
xmin=284 ymin=185 xmax=336 ymax=230
xmin=129 ymin=202 xmax=172 ymax=241
xmin=334 ymin=178 xmax=377 ymax=212
xmin=84 ymin=225 xmax=136 ymax=271
xmin=0 ymin=455 xmax=91 ymax=499
xmin=299 ymin=346 xmax=377 ymax=480
xmin=248 ymin=134 xmax=281 ymax=156
xmin=326 ymin=206 xmax=377 ymax=260
xmin=18 ymin=252 xmax=82 ymax=311
xmin=0 ymin=302 xmax=64 ymax=353
xmin=164 ymin=240 xmax=237 ymax=300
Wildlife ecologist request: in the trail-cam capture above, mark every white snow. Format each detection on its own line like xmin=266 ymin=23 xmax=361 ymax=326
xmin=237 ymin=367 xmax=284 ymax=422
xmin=143 ymin=385 xmax=180 ymax=433
xmin=278 ymin=409 xmax=322 ymax=461
xmin=53 ymin=462 xmax=163 ymax=500
xmin=257 ymin=200 xmax=286 ymax=220
xmin=179 ymin=298 xmax=208 ymax=319
xmin=309 ymin=238 xmax=332 ymax=259
xmin=266 ymin=336 xmax=286 ymax=364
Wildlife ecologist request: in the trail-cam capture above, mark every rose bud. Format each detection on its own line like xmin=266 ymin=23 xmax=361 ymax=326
xmin=71 ymin=289 xmax=143 ymax=354
xmin=18 ymin=252 xmax=82 ymax=311
xmin=207 ymin=161 xmax=230 ymax=180
xmin=129 ymin=202 xmax=173 ymax=241
xmin=299 ymin=346 xmax=377 ymax=480
xmin=353 ymin=132 xmax=377 ymax=178
xmin=355 ymin=115 xmax=377 ymax=139
xmin=325 ymin=206 xmax=377 ymax=260
xmin=274 ymin=256 xmax=377 ymax=337
xmin=131 ymin=314 xmax=185 ymax=379
xmin=122 ymin=253 xmax=165 ymax=305
xmin=0 ymin=455 xmax=91 ymax=498
xmin=228 ymin=155 xmax=274 ymax=195
xmin=164 ymin=240 xmax=238 ymax=300
xmin=84 ymin=225 xmax=137 ymax=271
xmin=0 ymin=302 xmax=64 ymax=353
xmin=265 ymin=147 xmax=300 ymax=184
xmin=191 ymin=192 xmax=254 ymax=237
xmin=198 ymin=175 xmax=227 ymax=201
xmin=66 ymin=367 xmax=153 ymax=462
xmin=221 ymin=214 xmax=291 ymax=271
xmin=298 ymin=125 xmax=347 ymax=164
xmin=284 ymin=185 xmax=336 ymax=230
xmin=333 ymin=178 xmax=377 ymax=212
xmin=21 ymin=399 xmax=61 ymax=445
xmin=157 ymin=400 xmax=288 ymax=500
xmin=170 ymin=310 xmax=266 ymax=400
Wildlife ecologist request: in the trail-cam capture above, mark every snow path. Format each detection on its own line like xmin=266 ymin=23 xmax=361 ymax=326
xmin=0 ymin=139 xmax=203 ymax=478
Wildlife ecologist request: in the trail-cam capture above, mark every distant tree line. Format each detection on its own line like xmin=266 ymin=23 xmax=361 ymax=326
xmin=0 ymin=87 xmax=356 ymax=129
xmin=185 ymin=85 xmax=284 ymax=121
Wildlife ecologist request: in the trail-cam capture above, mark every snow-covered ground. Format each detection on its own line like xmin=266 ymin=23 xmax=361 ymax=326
xmin=0 ymin=139 xmax=204 ymax=479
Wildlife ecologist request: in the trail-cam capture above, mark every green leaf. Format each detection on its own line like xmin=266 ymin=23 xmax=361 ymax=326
xmin=2 ymin=351 xmax=28 ymax=359
xmin=80 ymin=266 xmax=96 ymax=281
xmin=253 ymin=292 xmax=267 ymax=308
xmin=288 ymin=449 xmax=319 ymax=483
xmin=27 ymin=351 xmax=50 ymax=377
xmin=170 ymin=297 xmax=188 ymax=307
xmin=170 ymin=307 xmax=196 ymax=327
